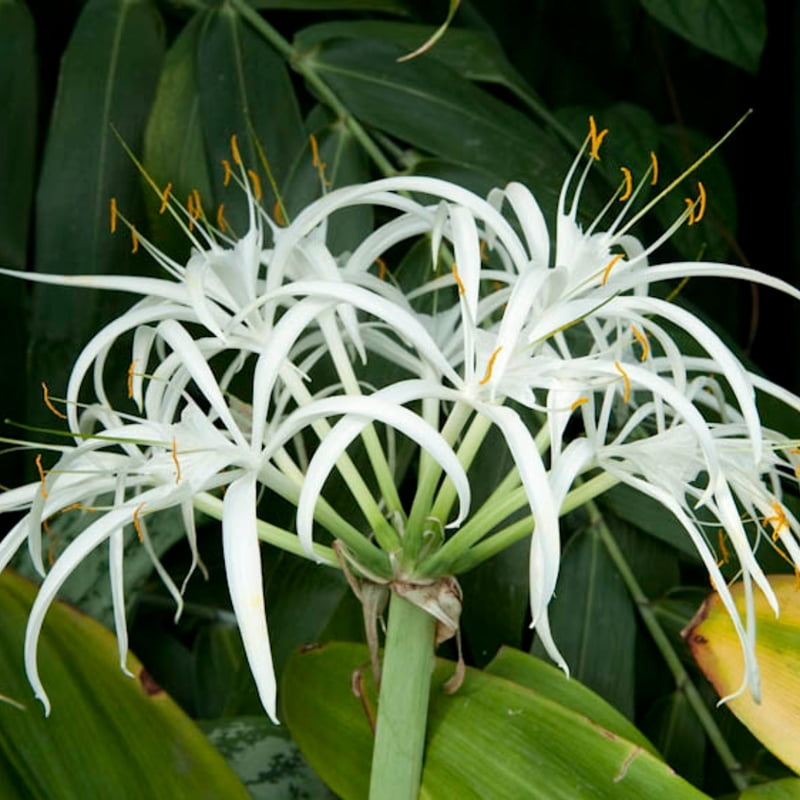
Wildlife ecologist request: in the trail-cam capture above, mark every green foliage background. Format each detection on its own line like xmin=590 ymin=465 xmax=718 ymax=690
xmin=0 ymin=0 xmax=798 ymax=797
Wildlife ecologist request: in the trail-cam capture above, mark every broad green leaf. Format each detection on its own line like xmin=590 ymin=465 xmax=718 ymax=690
xmin=0 ymin=0 xmax=37 ymax=268
xmin=293 ymin=33 xmax=571 ymax=208
xmin=197 ymin=3 xmax=305 ymax=235
xmin=642 ymin=691 xmax=707 ymax=786
xmin=143 ymin=10 xmax=214 ymax=262
xmin=203 ymin=716 xmax=336 ymax=800
xmin=283 ymin=642 xmax=711 ymax=799
xmin=0 ymin=571 xmax=250 ymax=800
xmin=640 ymin=0 xmax=766 ymax=73
xmin=485 ymin=647 xmax=657 ymax=753
xmin=531 ymin=525 xmax=638 ymax=717
xmin=686 ymin=575 xmax=800 ymax=773
xmin=295 ymin=20 xmax=561 ymax=136
xmin=29 ymin=0 xmax=165 ymax=421
xmin=739 ymin=779 xmax=800 ymax=799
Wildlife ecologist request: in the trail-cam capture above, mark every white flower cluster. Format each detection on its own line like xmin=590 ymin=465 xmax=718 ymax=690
xmin=3 ymin=122 xmax=800 ymax=720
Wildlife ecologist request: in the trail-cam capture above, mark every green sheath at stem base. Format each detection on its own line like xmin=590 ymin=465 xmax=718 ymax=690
xmin=369 ymin=593 xmax=436 ymax=800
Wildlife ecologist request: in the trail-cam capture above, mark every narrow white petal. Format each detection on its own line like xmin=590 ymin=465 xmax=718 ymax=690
xmin=222 ymin=474 xmax=278 ymax=723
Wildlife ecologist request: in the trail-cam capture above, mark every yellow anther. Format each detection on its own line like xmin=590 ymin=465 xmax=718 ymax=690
xmin=631 ymin=325 xmax=649 ymax=361
xmin=217 ymin=204 xmax=227 ymax=232
xmin=247 ymin=169 xmax=263 ymax=202
xmin=191 ymin=188 xmax=202 ymax=216
xmin=35 ymin=454 xmax=48 ymax=498
xmin=588 ymin=115 xmax=609 ymax=161
xmin=132 ymin=502 xmax=146 ymax=543
xmin=60 ymin=502 xmax=97 ymax=513
xmin=41 ymin=382 xmax=67 ymax=420
xmin=131 ymin=226 xmax=139 ymax=254
xmin=221 ymin=159 xmax=233 ymax=187
xmin=479 ymin=346 xmax=503 ymax=386
xmin=375 ymin=257 xmax=387 ymax=280
xmin=649 ymin=151 xmax=659 ymax=185
xmin=109 ymin=197 xmax=118 ymax=233
xmin=614 ymin=361 xmax=631 ymax=403
xmin=273 ymin=200 xmax=285 ymax=226
xmin=684 ymin=197 xmax=696 ymax=226
xmin=451 ymin=264 xmax=466 ymax=296
xmin=570 ymin=397 xmax=588 ymax=411
xmin=766 ymin=501 xmax=788 ymax=539
xmin=716 ymin=529 xmax=730 ymax=566
xmin=601 ymin=253 xmax=625 ymax=285
xmin=695 ymin=181 xmax=707 ymax=222
xmin=230 ymin=134 xmax=242 ymax=165
xmin=619 ymin=167 xmax=633 ymax=202
xmin=127 ymin=359 xmax=137 ymax=399
xmin=159 ymin=182 xmax=173 ymax=214
xmin=171 ymin=437 xmax=182 ymax=484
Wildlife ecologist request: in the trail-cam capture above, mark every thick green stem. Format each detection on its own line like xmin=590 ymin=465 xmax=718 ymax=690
xmin=369 ymin=593 xmax=435 ymax=800
xmin=587 ymin=499 xmax=749 ymax=792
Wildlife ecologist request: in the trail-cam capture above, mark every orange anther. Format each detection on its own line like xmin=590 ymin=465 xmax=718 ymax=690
xmin=619 ymin=167 xmax=633 ymax=202
xmin=127 ymin=359 xmax=137 ymax=399
xmin=171 ymin=437 xmax=181 ymax=484
xmin=588 ymin=115 xmax=609 ymax=161
xmin=41 ymin=382 xmax=67 ymax=420
xmin=376 ymin=257 xmax=387 ymax=280
xmin=131 ymin=226 xmax=139 ymax=254
xmin=631 ymin=325 xmax=649 ymax=361
xmin=159 ymin=182 xmax=173 ymax=214
xmin=230 ymin=134 xmax=242 ymax=165
xmin=649 ymin=151 xmax=659 ymax=185
xmin=479 ymin=346 xmax=503 ymax=386
xmin=109 ymin=197 xmax=118 ymax=233
xmin=570 ymin=397 xmax=588 ymax=411
xmin=716 ymin=529 xmax=730 ymax=566
xmin=247 ymin=169 xmax=263 ymax=202
xmin=684 ymin=198 xmax=696 ymax=226
xmin=614 ymin=361 xmax=631 ymax=403
xmin=695 ymin=181 xmax=707 ymax=222
xmin=132 ymin=502 xmax=146 ymax=543
xmin=309 ymin=134 xmax=322 ymax=168
xmin=273 ymin=200 xmax=285 ymax=226
xmin=216 ymin=204 xmax=227 ymax=232
xmin=35 ymin=454 xmax=48 ymax=497
xmin=601 ymin=253 xmax=625 ymax=286
xmin=451 ymin=264 xmax=466 ymax=296
xmin=221 ymin=159 xmax=233 ymax=187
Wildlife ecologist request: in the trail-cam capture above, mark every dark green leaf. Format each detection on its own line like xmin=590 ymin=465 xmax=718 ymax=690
xmin=294 ymin=34 xmax=571 ymax=206
xmin=640 ymin=0 xmax=766 ymax=73
xmin=248 ymin=0 xmax=409 ymax=11
xmin=642 ymin=691 xmax=707 ymax=786
xmin=204 ymin=716 xmax=336 ymax=799
xmin=0 ymin=0 xmax=37 ymax=268
xmin=197 ymin=3 xmax=305 ymax=235
xmin=143 ymin=10 xmax=214 ymax=262
xmin=530 ymin=525 xmax=638 ymax=717
xmin=29 ymin=0 xmax=165 ymax=421
xmin=283 ymin=642 xmax=712 ymax=799
xmin=0 ymin=571 xmax=250 ymax=800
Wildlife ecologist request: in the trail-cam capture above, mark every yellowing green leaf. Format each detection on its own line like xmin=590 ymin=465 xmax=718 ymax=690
xmin=686 ymin=575 xmax=800 ymax=773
